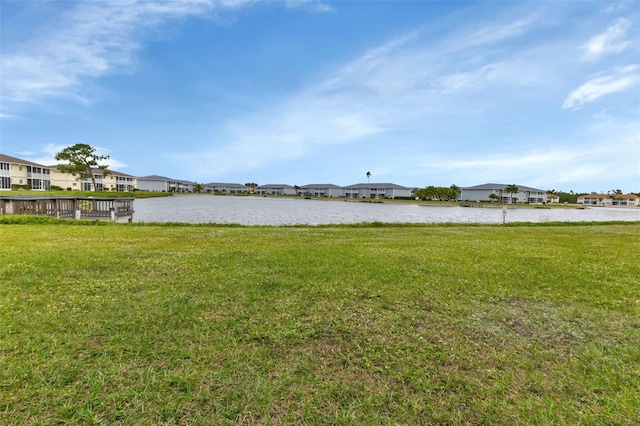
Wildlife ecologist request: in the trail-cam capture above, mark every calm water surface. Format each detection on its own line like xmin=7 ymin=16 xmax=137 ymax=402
xmin=133 ymin=196 xmax=640 ymax=225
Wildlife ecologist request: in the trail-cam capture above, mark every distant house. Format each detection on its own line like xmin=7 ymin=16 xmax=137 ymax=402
xmin=0 ymin=154 xmax=53 ymax=191
xmin=547 ymin=193 xmax=561 ymax=204
xmin=459 ymin=183 xmax=548 ymax=204
xmin=137 ymin=175 xmax=193 ymax=192
xmin=344 ymin=183 xmax=413 ymax=199
xmin=299 ymin=184 xmax=344 ymax=197
xmin=255 ymin=184 xmax=297 ymax=196
xmin=204 ymin=183 xmax=247 ymax=194
xmin=577 ymin=193 xmax=639 ymax=206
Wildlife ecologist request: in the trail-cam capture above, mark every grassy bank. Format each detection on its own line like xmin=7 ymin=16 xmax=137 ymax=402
xmin=4 ymin=190 xmax=172 ymax=198
xmin=1 ymin=222 xmax=639 ymax=424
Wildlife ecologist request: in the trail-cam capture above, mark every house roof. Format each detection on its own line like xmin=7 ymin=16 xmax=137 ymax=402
xmin=257 ymin=184 xmax=294 ymax=189
xmin=344 ymin=183 xmax=411 ymax=189
xmin=0 ymin=154 xmax=51 ymax=168
xmin=300 ymin=184 xmax=343 ymax=189
xmin=85 ymin=167 xmax=134 ymax=178
xmin=138 ymin=175 xmax=194 ymax=185
xmin=205 ymin=182 xmax=245 ymax=187
xmin=137 ymin=175 xmax=174 ymax=181
xmin=460 ymin=183 xmax=546 ymax=192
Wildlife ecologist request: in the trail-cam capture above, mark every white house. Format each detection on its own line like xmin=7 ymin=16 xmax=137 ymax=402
xmin=299 ymin=184 xmax=344 ymax=197
xmin=255 ymin=184 xmax=297 ymax=196
xmin=577 ymin=193 xmax=639 ymax=206
xmin=344 ymin=183 xmax=413 ymax=199
xmin=204 ymin=183 xmax=247 ymax=194
xmin=459 ymin=183 xmax=548 ymax=204
xmin=137 ymin=175 xmax=194 ymax=192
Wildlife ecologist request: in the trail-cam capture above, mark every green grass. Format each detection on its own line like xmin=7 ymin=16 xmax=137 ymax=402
xmin=4 ymin=189 xmax=172 ymax=198
xmin=1 ymin=222 xmax=639 ymax=424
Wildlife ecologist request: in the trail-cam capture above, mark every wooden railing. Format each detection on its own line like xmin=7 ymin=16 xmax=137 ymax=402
xmin=0 ymin=196 xmax=135 ymax=222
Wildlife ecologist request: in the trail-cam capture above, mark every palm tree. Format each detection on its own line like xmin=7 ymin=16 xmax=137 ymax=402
xmin=504 ymin=184 xmax=519 ymax=204
xmin=293 ymin=185 xmax=300 ymax=196
xmin=366 ymin=171 xmax=371 ymax=183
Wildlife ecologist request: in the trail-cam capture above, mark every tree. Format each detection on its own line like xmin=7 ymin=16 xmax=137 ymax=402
xmin=55 ymin=144 xmax=110 ymax=192
xmin=450 ymin=184 xmax=460 ymax=201
xmin=609 ymin=189 xmax=624 ymax=205
xmin=504 ymin=184 xmax=519 ymax=204
xmin=414 ymin=185 xmax=458 ymax=201
xmin=245 ymin=182 xmax=257 ymax=194
xmin=293 ymin=185 xmax=300 ymax=196
xmin=489 ymin=193 xmax=500 ymax=203
xmin=366 ymin=171 xmax=371 ymax=183
xmin=193 ymin=183 xmax=204 ymax=193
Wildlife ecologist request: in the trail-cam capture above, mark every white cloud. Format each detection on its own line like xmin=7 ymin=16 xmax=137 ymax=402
xmin=435 ymin=59 xmax=547 ymax=94
xmin=285 ymin=0 xmax=334 ymax=13
xmin=0 ymin=0 xmax=253 ymax=106
xmin=582 ymin=18 xmax=632 ymax=61
xmin=180 ymin=14 xmax=581 ymax=178
xmin=461 ymin=17 xmax=535 ymax=49
xmin=562 ymin=65 xmax=639 ymax=109
xmin=400 ymin=131 xmax=639 ymax=192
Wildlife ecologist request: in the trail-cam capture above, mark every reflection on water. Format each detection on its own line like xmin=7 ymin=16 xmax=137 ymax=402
xmin=132 ymin=195 xmax=640 ymax=225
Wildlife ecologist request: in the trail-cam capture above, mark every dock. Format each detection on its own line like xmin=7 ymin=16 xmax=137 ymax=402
xmin=460 ymin=201 xmax=483 ymax=208
xmin=0 ymin=196 xmax=135 ymax=222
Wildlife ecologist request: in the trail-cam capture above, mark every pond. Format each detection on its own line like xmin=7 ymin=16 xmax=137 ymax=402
xmin=132 ymin=195 xmax=640 ymax=225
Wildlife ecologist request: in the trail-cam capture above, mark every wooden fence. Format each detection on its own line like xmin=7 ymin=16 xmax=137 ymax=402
xmin=0 ymin=196 xmax=134 ymax=222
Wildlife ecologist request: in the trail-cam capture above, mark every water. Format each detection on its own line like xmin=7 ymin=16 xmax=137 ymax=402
xmin=132 ymin=195 xmax=640 ymax=225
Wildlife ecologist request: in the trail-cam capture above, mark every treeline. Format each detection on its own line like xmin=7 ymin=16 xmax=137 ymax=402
xmin=414 ymin=185 xmax=459 ymax=201
xmin=414 ymin=188 xmax=603 ymax=204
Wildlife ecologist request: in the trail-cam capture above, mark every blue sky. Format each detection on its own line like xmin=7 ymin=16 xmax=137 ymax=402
xmin=1 ymin=0 xmax=639 ymax=193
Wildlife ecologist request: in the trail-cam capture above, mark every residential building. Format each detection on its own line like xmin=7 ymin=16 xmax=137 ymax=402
xmin=255 ymin=184 xmax=297 ymax=196
xmin=204 ymin=183 xmax=247 ymax=194
xmin=458 ymin=183 xmax=548 ymax=204
xmin=299 ymin=184 xmax=344 ymax=197
xmin=577 ymin=193 xmax=640 ymax=206
xmin=344 ymin=183 xmax=413 ymax=199
xmin=547 ymin=193 xmax=561 ymax=204
xmin=51 ymin=167 xmax=137 ymax=191
xmin=137 ymin=175 xmax=194 ymax=192
xmin=0 ymin=154 xmax=52 ymax=191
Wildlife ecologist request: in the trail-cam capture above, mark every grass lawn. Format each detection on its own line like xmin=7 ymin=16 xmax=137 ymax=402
xmin=1 ymin=221 xmax=639 ymax=424
xmin=4 ymin=190 xmax=172 ymax=198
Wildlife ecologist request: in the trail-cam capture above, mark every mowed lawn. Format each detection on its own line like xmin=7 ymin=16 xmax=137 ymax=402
xmin=1 ymin=222 xmax=639 ymax=424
